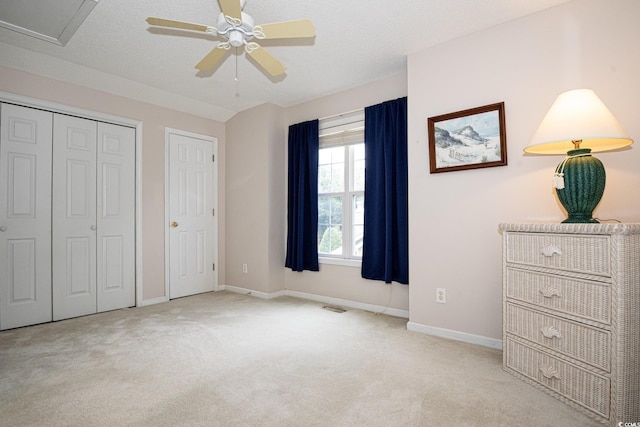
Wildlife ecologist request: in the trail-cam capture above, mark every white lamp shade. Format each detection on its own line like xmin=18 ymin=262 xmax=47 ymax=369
xmin=525 ymin=89 xmax=633 ymax=154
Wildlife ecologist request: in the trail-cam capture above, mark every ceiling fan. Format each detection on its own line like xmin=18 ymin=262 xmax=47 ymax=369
xmin=146 ymin=0 xmax=315 ymax=77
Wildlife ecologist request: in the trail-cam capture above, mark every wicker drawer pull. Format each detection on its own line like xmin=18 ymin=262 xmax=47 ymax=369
xmin=541 ymin=245 xmax=562 ymax=257
xmin=540 ymin=325 xmax=563 ymax=339
xmin=539 ymin=285 xmax=562 ymax=298
xmin=540 ymin=365 xmax=561 ymax=380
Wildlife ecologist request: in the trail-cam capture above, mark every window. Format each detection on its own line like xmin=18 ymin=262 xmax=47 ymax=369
xmin=317 ymin=111 xmax=365 ymax=262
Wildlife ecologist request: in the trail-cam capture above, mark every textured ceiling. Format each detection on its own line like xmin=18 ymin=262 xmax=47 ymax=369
xmin=0 ymin=0 xmax=571 ymax=122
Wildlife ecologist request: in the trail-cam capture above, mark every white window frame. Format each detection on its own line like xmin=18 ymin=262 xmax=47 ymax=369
xmin=318 ymin=110 xmax=365 ymax=267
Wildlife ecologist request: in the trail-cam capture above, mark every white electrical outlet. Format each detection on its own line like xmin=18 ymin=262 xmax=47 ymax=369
xmin=436 ymin=288 xmax=446 ymax=304
xmin=242 ymin=263 xmax=248 ymax=274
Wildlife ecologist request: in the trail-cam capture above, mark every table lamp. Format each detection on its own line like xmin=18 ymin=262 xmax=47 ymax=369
xmin=525 ymin=89 xmax=633 ymax=223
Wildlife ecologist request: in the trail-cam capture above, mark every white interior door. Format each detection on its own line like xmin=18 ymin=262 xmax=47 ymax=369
xmin=96 ymin=122 xmax=135 ymax=312
xmin=52 ymin=114 xmax=97 ymax=321
xmin=0 ymin=104 xmax=53 ymax=330
xmin=168 ymin=130 xmax=217 ymax=299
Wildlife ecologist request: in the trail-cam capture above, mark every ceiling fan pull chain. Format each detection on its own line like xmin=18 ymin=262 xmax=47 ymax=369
xmin=235 ymin=47 xmax=239 ymax=83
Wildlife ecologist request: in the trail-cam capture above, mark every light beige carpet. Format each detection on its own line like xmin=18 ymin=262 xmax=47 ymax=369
xmin=0 ymin=291 xmax=602 ymax=427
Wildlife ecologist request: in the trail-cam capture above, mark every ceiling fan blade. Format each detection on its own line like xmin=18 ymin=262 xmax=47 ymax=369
xmin=255 ymin=19 xmax=315 ymax=39
xmin=146 ymin=17 xmax=212 ymax=33
xmin=246 ymin=44 xmax=286 ymax=76
xmin=195 ymin=45 xmax=231 ymax=71
xmin=218 ymin=0 xmax=242 ymax=21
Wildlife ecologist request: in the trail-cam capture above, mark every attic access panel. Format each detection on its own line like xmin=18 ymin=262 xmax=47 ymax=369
xmin=0 ymin=0 xmax=97 ymax=46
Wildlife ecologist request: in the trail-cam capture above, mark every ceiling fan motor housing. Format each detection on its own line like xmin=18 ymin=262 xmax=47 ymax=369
xmin=217 ymin=12 xmax=254 ymax=46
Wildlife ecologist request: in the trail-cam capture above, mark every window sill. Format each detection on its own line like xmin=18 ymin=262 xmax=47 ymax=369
xmin=319 ymin=257 xmax=362 ymax=268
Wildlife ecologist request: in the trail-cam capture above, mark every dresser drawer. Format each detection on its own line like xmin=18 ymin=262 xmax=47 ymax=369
xmin=506 ymin=268 xmax=611 ymax=324
xmin=505 ymin=232 xmax=611 ymax=277
xmin=506 ymin=303 xmax=610 ymax=370
xmin=505 ymin=337 xmax=610 ymax=418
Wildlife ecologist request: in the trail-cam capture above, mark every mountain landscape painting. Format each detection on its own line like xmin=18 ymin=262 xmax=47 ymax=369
xmin=428 ymin=103 xmax=507 ymax=173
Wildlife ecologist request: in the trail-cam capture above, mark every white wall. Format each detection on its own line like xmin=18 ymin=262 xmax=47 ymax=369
xmin=407 ymin=0 xmax=640 ymax=343
xmin=225 ymin=103 xmax=286 ymax=294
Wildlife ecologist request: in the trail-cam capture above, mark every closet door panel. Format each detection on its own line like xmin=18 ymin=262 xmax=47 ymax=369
xmin=97 ymin=123 xmax=135 ymax=312
xmin=0 ymin=104 xmax=53 ymax=330
xmin=52 ymin=114 xmax=97 ymax=321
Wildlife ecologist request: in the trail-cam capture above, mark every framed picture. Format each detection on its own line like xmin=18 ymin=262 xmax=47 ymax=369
xmin=427 ymin=102 xmax=507 ymax=173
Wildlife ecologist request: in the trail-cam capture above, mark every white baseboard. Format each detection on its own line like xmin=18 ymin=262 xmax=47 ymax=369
xmin=218 ymin=285 xmax=409 ymax=319
xmin=407 ymin=321 xmax=503 ymax=350
xmin=286 ymin=290 xmax=409 ymax=318
xmin=141 ymin=296 xmax=169 ymax=307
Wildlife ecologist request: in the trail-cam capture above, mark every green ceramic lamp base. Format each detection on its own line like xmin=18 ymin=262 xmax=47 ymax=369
xmin=554 ymin=148 xmax=605 ymax=224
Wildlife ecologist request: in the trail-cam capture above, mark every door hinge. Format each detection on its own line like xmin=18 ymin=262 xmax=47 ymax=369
xmin=212 ymin=208 xmax=215 ymax=216
xmin=212 ymin=263 xmax=215 ymax=271
xmin=212 ymin=154 xmax=215 ymax=162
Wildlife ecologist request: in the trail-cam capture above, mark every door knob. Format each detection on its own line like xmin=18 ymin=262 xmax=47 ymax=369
xmin=90 ymin=225 xmax=97 ymax=230
xmin=171 ymin=221 xmax=179 ymax=228
xmin=0 ymin=226 xmax=6 ymax=232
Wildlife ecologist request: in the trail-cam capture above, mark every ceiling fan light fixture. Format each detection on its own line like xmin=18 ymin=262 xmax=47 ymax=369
xmin=228 ymin=30 xmax=244 ymax=47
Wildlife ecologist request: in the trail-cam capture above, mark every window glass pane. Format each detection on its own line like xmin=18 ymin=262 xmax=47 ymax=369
xmin=318 ymin=146 xmax=344 ymax=193
xmin=352 ymin=194 xmax=364 ymax=257
xmin=319 ymin=225 xmax=343 ymax=255
xmin=318 ymin=148 xmax=331 ymax=165
xmin=318 ymin=196 xmax=330 ymax=226
xmin=318 ymin=164 xmax=332 ymax=193
xmin=331 ymin=163 xmax=344 ymax=192
xmin=330 ymin=196 xmax=343 ymax=225
xmin=352 ymin=225 xmax=363 ymax=257
xmin=318 ymin=195 xmax=343 ymax=255
xmin=352 ymin=143 xmax=365 ymax=192
xmin=330 ymin=146 xmax=345 ymax=163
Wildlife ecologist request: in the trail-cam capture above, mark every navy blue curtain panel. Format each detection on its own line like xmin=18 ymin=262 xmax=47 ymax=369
xmin=285 ymin=119 xmax=320 ymax=272
xmin=362 ymin=97 xmax=409 ymax=284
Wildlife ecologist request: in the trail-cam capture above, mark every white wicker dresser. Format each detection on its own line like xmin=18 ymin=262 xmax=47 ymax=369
xmin=499 ymin=223 xmax=639 ymax=426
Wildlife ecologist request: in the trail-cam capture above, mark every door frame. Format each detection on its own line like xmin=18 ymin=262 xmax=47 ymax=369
xmin=164 ymin=127 xmax=219 ymax=299
xmin=0 ymin=91 xmax=144 ymax=308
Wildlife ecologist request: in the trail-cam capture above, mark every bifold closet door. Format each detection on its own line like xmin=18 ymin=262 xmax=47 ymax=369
xmin=1 ymin=104 xmax=135 ymax=328
xmin=0 ymin=104 xmax=53 ymax=330
xmin=52 ymin=114 xmax=98 ymax=321
xmin=96 ymin=122 xmax=135 ymax=312
xmin=52 ymin=116 xmax=135 ymax=321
